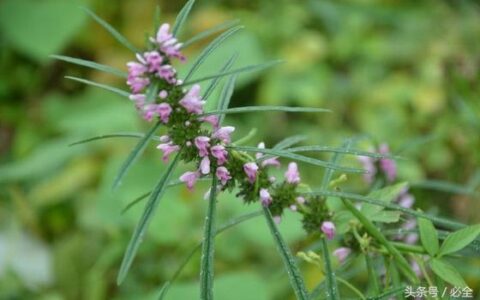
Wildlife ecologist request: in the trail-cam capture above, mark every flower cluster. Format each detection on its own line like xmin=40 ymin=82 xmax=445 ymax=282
xmin=125 ymin=22 xmax=336 ymax=237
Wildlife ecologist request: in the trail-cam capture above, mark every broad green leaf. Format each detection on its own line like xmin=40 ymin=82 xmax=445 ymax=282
xmin=202 ymin=106 xmax=331 ymax=117
xmin=184 ymin=26 xmax=242 ymax=82
xmin=113 ymin=122 xmax=162 ymax=189
xmin=369 ymin=211 xmax=401 ymax=223
xmin=203 ymin=54 xmax=238 ymax=100
xmin=361 ymin=183 xmax=407 ymax=217
xmin=216 ymin=75 xmax=237 ymax=125
xmin=418 ymin=217 xmax=439 ymax=256
xmin=438 ymin=224 xmax=480 ymax=256
xmin=117 ymin=152 xmax=181 ymax=285
xmin=182 ymin=20 xmax=240 ymax=49
xmin=182 ymin=60 xmax=283 ymax=86
xmin=51 ymin=55 xmax=127 ymax=77
xmin=229 ymin=145 xmax=365 ymax=174
xmin=320 ymin=237 xmax=340 ymax=300
xmin=342 ymin=199 xmax=418 ymax=284
xmin=172 ymin=0 xmax=195 ymax=37
xmin=262 ymin=207 xmax=309 ymax=300
xmin=429 ymin=258 xmax=467 ymax=287
xmin=83 ymin=7 xmax=139 ymax=53
xmin=200 ymin=177 xmax=218 ymax=300
xmin=65 ymin=76 xmax=130 ymax=98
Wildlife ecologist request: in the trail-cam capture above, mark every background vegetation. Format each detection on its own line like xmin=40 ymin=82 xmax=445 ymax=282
xmin=0 ymin=0 xmax=479 ymax=299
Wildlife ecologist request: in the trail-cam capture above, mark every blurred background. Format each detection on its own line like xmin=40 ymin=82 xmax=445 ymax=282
xmin=1 ymin=0 xmax=480 ymax=299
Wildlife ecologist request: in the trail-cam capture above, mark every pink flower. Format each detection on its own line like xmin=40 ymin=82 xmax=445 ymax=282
xmin=273 ymin=216 xmax=282 ymax=225
xmin=216 ymin=166 xmax=231 ymax=185
xmin=358 ymin=155 xmax=376 ymax=184
xmin=156 ymin=24 xmax=173 ymax=44
xmin=194 ymin=136 xmax=210 ymax=157
xmin=321 ymin=221 xmax=336 ymax=240
xmin=154 ymin=23 xmax=185 ymax=61
xmin=243 ymin=162 xmax=259 ymax=183
xmin=212 ymin=126 xmax=235 ymax=143
xmin=200 ymin=115 xmax=219 ymax=129
xmin=379 ymin=144 xmax=397 ymax=182
xmin=284 ymin=162 xmax=300 ymax=184
xmin=142 ymin=104 xmax=157 ymax=121
xmin=157 ymin=64 xmax=176 ymax=83
xmin=210 ymin=145 xmax=228 ymax=165
xmin=296 ymin=196 xmax=306 ymax=205
xmin=200 ymin=156 xmax=210 ymax=175
xmin=262 ymin=157 xmax=281 ymax=168
xmin=127 ymin=76 xmax=150 ymax=93
xmin=289 ymin=204 xmax=297 ymax=212
xmin=159 ymin=90 xmax=168 ymax=99
xmin=259 ymin=188 xmax=272 ymax=207
xmin=144 ymin=51 xmax=164 ymax=73
xmin=398 ymin=192 xmax=415 ymax=208
xmin=127 ymin=61 xmax=147 ymax=78
xmin=129 ymin=94 xmax=146 ymax=110
xmin=179 ymin=171 xmax=199 ymax=190
xmin=159 ymin=135 xmax=170 ymax=143
xmin=156 ymin=103 xmax=172 ymax=123
xmin=333 ymin=247 xmax=351 ymax=264
xmin=156 ymin=142 xmax=180 ymax=162
xmin=179 ymin=85 xmax=205 ymax=114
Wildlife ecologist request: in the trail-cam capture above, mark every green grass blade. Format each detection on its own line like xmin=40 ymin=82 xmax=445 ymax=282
xmin=365 ymin=254 xmax=380 ymax=296
xmin=200 ymin=177 xmax=218 ymax=299
xmin=262 ymin=206 xmax=309 ymax=300
xmin=65 ymin=76 xmax=130 ymax=98
xmin=411 ymin=179 xmax=478 ymax=196
xmin=113 ymin=122 xmax=162 ymax=189
xmin=182 ymin=20 xmax=240 ymax=49
xmin=342 ymin=198 xmax=418 ymax=284
xmin=287 ymin=145 xmax=400 ymax=160
xmin=203 ymin=54 xmax=238 ymax=100
xmin=172 ymin=0 xmax=195 ymax=37
xmin=202 ymin=106 xmax=331 ymax=117
xmin=304 ymin=190 xmax=467 ymax=231
xmin=320 ymin=237 xmax=340 ymax=300
xmin=117 ymin=151 xmax=182 ymax=285
xmin=216 ymin=75 xmax=237 ymax=125
xmin=182 ymin=60 xmax=283 ymax=86
xmin=69 ymin=132 xmax=162 ymax=146
xmin=320 ymin=140 xmax=352 ymax=190
xmin=51 ymin=55 xmax=127 ymax=78
xmin=184 ymin=26 xmax=242 ymax=82
xmin=273 ymin=135 xmax=307 ymax=150
xmin=229 ymin=145 xmax=365 ymax=173
xmin=371 ymin=286 xmax=406 ymax=300
xmin=83 ymin=8 xmax=139 ymax=53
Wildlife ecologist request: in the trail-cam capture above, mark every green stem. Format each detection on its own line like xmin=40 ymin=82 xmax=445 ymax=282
xmin=336 ymin=277 xmax=366 ymax=300
xmin=365 ymin=254 xmax=381 ymax=295
xmin=412 ymin=254 xmax=434 ymax=287
xmin=320 ymin=237 xmax=340 ymax=300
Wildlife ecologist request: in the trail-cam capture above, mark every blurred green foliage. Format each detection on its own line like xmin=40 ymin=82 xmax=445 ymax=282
xmin=0 ymin=0 xmax=479 ymax=299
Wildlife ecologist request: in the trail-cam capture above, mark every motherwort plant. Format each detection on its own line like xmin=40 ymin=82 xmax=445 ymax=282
xmin=55 ymin=1 xmax=480 ymax=299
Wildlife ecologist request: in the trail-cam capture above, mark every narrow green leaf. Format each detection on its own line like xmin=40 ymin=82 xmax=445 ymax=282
xmin=51 ymin=55 xmax=127 ymax=77
xmin=287 ymin=145 xmax=401 ymax=160
xmin=321 ymin=140 xmax=352 ymax=190
xmin=429 ymin=258 xmax=467 ymax=287
xmin=200 ymin=177 xmax=218 ymax=300
xmin=368 ymin=211 xmax=401 ymax=223
xmin=113 ymin=122 xmax=162 ymax=189
xmin=172 ymin=0 xmax=195 ymax=37
xmin=438 ymin=224 xmax=480 ymax=256
xmin=182 ymin=20 xmax=240 ymax=49
xmin=365 ymin=254 xmax=380 ymax=296
xmin=305 ymin=190 xmax=466 ymax=231
xmin=69 ymin=132 xmax=162 ymax=146
xmin=273 ymin=135 xmax=307 ymax=150
xmin=216 ymin=75 xmax=237 ymax=125
xmin=182 ymin=60 xmax=283 ymax=86
xmin=184 ymin=26 xmax=242 ymax=82
xmin=262 ymin=206 xmax=309 ymax=300
xmin=418 ymin=217 xmax=439 ymax=256
xmin=342 ymin=198 xmax=418 ymax=284
xmin=320 ymin=237 xmax=339 ymax=300
xmin=65 ymin=76 xmax=130 ymax=98
xmin=157 ymin=282 xmax=170 ymax=300
xmin=202 ymin=53 xmax=238 ymax=100
xmin=83 ymin=8 xmax=139 ymax=53
xmin=229 ymin=145 xmax=365 ymax=173
xmin=370 ymin=286 xmax=406 ymax=300
xmin=117 ymin=151 xmax=182 ymax=285
xmin=411 ymin=180 xmax=478 ymax=196
xmin=202 ymin=106 xmax=331 ymax=117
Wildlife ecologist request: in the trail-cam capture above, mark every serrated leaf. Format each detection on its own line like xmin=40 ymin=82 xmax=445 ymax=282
xmin=262 ymin=207 xmax=309 ymax=300
xmin=429 ymin=258 xmax=467 ymax=287
xmin=320 ymin=237 xmax=340 ymax=300
xmin=182 ymin=20 xmax=240 ymax=49
xmin=202 ymin=54 xmax=238 ymax=100
xmin=83 ymin=7 xmax=139 ymax=53
xmin=113 ymin=122 xmax=162 ymax=189
xmin=117 ymin=152 xmax=181 ymax=285
xmin=202 ymin=106 xmax=331 ymax=117
xmin=184 ymin=26 xmax=242 ymax=82
xmin=51 ymin=55 xmax=127 ymax=77
xmin=418 ymin=217 xmax=439 ymax=256
xmin=172 ymin=0 xmax=195 ymax=37
xmin=438 ymin=224 xmax=480 ymax=256
xmin=65 ymin=76 xmax=130 ymax=98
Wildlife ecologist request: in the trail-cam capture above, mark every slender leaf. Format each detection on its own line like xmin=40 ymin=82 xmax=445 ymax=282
xmin=182 ymin=20 xmax=240 ymax=49
xmin=182 ymin=60 xmax=283 ymax=86
xmin=438 ymin=224 xmax=480 ymax=256
xmin=370 ymin=286 xmax=406 ymax=300
xmin=229 ymin=145 xmax=365 ymax=173
xmin=411 ymin=180 xmax=478 ymax=196
xmin=321 ymin=140 xmax=352 ymax=190
xmin=117 ymin=151 xmax=182 ymax=284
xmin=429 ymin=258 xmax=467 ymax=287
xmin=203 ymin=54 xmax=238 ymax=102
xmin=262 ymin=206 xmax=309 ymax=300
xmin=287 ymin=145 xmax=401 ymax=160
xmin=65 ymin=76 xmax=130 ymax=98
xmin=83 ymin=8 xmax=139 ymax=53
xmin=216 ymin=75 xmax=237 ymax=125
xmin=172 ymin=0 xmax=195 ymax=37
xmin=69 ymin=132 xmax=162 ymax=146
xmin=274 ymin=135 xmax=307 ymax=150
xmin=365 ymin=254 xmax=380 ymax=296
xmin=320 ymin=237 xmax=339 ymax=300
xmin=202 ymin=106 xmax=331 ymax=117
xmin=51 ymin=55 xmax=127 ymax=77
xmin=342 ymin=198 xmax=418 ymax=284
xmin=200 ymin=177 xmax=218 ymax=300
xmin=113 ymin=122 xmax=162 ymax=189
xmin=184 ymin=26 xmax=242 ymax=82
xmin=418 ymin=217 xmax=439 ymax=256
